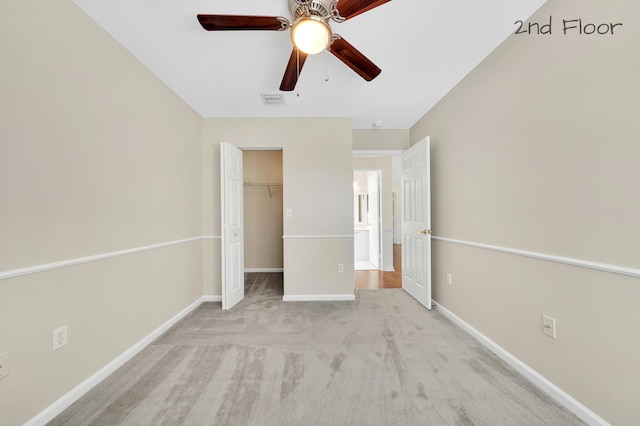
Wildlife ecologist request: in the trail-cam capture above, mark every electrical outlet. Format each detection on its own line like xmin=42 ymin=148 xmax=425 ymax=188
xmin=286 ymin=208 xmax=293 ymax=217
xmin=53 ymin=325 xmax=68 ymax=351
xmin=446 ymin=273 xmax=452 ymax=286
xmin=338 ymin=263 xmax=344 ymax=273
xmin=542 ymin=315 xmax=556 ymax=339
xmin=0 ymin=351 xmax=10 ymax=380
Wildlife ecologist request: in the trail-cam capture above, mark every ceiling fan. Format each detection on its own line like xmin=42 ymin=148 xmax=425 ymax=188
xmin=197 ymin=0 xmax=391 ymax=91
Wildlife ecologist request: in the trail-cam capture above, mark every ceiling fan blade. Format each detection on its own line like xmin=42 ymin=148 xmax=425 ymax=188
xmin=335 ymin=0 xmax=391 ymax=21
xmin=329 ymin=36 xmax=381 ymax=82
xmin=197 ymin=15 xmax=289 ymax=31
xmin=280 ymin=48 xmax=308 ymax=92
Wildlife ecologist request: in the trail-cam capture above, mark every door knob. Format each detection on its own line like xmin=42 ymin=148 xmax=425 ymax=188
xmin=419 ymin=229 xmax=432 ymax=235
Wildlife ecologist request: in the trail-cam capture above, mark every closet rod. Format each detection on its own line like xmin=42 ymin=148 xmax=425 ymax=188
xmin=243 ymin=178 xmax=282 ymax=198
xmin=243 ymin=178 xmax=283 ymax=187
xmin=244 ymin=183 xmax=283 ymax=187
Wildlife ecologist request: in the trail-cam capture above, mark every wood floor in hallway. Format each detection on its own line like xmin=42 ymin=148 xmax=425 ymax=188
xmin=355 ymin=244 xmax=402 ymax=289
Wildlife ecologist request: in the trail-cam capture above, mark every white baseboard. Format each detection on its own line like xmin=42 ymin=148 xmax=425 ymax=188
xmin=383 ymin=229 xmax=394 ymax=271
xmin=26 ymin=296 xmax=209 ymax=426
xmin=433 ymin=300 xmax=610 ymax=426
xmin=244 ymin=268 xmax=284 ymax=273
xmin=30 ymin=294 xmax=602 ymax=424
xmin=283 ymin=294 xmax=356 ymax=302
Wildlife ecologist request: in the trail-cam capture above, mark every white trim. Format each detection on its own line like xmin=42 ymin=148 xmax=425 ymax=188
xmin=245 ymin=268 xmax=284 ymax=273
xmin=433 ymin=236 xmax=640 ymax=279
xmin=433 ymin=300 xmax=610 ymax=426
xmin=353 ymin=150 xmax=404 ymax=157
xmin=383 ymin=229 xmax=394 ymax=272
xmin=26 ymin=296 xmax=209 ymax=426
xmin=1 ymin=237 xmax=203 ymax=281
xmin=282 ymin=235 xmax=354 ymax=239
xmin=202 ymin=295 xmax=222 ymax=302
xmin=282 ymin=294 xmax=356 ymax=302
xmin=240 ymin=147 xmax=283 ymax=151
xmin=202 ymin=235 xmax=222 ymax=240
xmin=353 ymin=166 xmax=385 ymax=172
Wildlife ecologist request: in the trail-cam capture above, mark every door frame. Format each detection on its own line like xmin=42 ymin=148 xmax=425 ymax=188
xmin=353 ymin=150 xmax=403 ymax=274
xmin=353 ymin=146 xmax=431 ymax=308
xmin=354 ymin=168 xmax=383 ymax=269
xmin=220 ymin=145 xmax=285 ymax=308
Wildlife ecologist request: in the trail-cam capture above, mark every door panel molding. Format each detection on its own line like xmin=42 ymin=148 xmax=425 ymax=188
xmin=401 ymin=137 xmax=432 ymax=309
xmin=220 ymin=142 xmax=245 ymax=310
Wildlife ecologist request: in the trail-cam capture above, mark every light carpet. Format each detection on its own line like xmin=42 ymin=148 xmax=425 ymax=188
xmin=50 ymin=273 xmax=584 ymax=425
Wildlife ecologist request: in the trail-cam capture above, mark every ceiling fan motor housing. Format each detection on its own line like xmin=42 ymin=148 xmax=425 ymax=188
xmin=289 ymin=0 xmax=341 ymax=22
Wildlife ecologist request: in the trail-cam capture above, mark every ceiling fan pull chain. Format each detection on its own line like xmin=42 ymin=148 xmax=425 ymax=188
xmin=296 ymin=48 xmax=301 ymax=97
xmin=324 ymin=54 xmax=330 ymax=82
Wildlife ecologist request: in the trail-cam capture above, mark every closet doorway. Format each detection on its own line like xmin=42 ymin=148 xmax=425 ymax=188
xmin=242 ymin=149 xmax=284 ymax=287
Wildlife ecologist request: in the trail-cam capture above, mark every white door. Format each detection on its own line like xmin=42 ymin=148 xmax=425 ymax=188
xmin=220 ymin=142 xmax=244 ymax=310
xmin=401 ymin=137 xmax=431 ymax=309
xmin=368 ymin=171 xmax=381 ymax=269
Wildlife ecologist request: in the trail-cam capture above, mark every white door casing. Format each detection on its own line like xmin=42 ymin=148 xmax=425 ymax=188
xmin=220 ymin=142 xmax=244 ymax=310
xmin=368 ymin=171 xmax=381 ymax=268
xmin=401 ymin=137 xmax=432 ymax=309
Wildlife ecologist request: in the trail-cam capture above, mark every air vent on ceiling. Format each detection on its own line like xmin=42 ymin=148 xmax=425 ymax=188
xmin=261 ymin=94 xmax=286 ymax=106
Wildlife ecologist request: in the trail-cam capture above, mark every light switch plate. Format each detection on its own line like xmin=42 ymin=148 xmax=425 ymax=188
xmin=542 ymin=315 xmax=556 ymax=339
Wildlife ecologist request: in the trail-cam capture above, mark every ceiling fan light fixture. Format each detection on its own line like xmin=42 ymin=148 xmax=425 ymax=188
xmin=291 ymin=17 xmax=331 ymax=55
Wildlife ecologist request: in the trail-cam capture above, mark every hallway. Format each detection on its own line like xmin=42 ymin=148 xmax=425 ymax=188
xmin=355 ymin=244 xmax=402 ymax=289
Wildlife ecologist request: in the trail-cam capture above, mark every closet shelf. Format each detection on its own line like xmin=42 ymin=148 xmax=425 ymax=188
xmin=243 ymin=178 xmax=282 ymax=198
xmin=243 ymin=178 xmax=283 ymax=187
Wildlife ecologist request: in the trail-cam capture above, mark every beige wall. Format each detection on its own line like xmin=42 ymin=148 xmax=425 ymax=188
xmin=0 ymin=1 xmax=203 ymax=424
xmin=203 ymin=118 xmax=354 ymax=297
xmin=243 ymin=151 xmax=284 ymax=269
xmin=411 ymin=0 xmax=639 ymax=423
xmin=353 ymin=129 xmax=409 ymax=151
xmin=4 ymin=0 xmax=635 ymax=424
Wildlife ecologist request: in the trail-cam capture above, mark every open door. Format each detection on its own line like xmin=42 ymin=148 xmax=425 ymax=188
xmin=220 ymin=142 xmax=244 ymax=310
xmin=401 ymin=137 xmax=431 ymax=309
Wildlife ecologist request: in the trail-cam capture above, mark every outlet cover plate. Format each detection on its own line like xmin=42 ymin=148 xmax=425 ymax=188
xmin=53 ymin=325 xmax=68 ymax=351
xmin=542 ymin=315 xmax=556 ymax=339
xmin=0 ymin=351 xmax=10 ymax=380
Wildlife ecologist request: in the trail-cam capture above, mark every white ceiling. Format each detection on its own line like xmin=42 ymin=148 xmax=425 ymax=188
xmin=72 ymin=0 xmax=545 ymax=129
